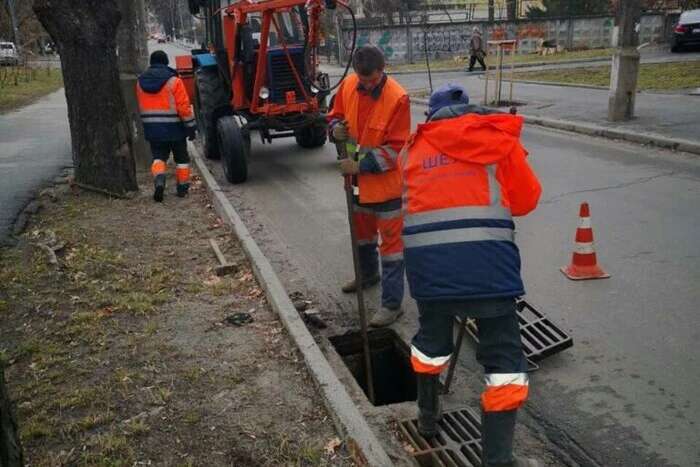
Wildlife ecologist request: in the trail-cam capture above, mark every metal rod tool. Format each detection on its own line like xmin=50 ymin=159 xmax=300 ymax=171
xmin=336 ymin=138 xmax=375 ymax=404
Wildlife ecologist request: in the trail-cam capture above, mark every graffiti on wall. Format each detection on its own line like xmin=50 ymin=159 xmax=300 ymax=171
xmin=341 ymin=14 xmax=669 ymax=64
xmin=355 ymin=30 xmax=396 ymax=59
xmin=411 ymin=28 xmax=472 ymax=55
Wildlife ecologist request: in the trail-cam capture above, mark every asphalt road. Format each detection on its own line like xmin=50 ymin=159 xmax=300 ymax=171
xmin=204 ymin=106 xmax=700 ymax=466
xmin=0 ymin=90 xmax=71 ymax=243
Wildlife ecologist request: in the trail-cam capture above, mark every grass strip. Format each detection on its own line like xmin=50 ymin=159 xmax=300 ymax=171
xmin=0 ymin=66 xmax=64 ymax=112
xmin=387 ymin=48 xmax=614 ymax=73
xmin=514 ymin=61 xmax=700 ymax=91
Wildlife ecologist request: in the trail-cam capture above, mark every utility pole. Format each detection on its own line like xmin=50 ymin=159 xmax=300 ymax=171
xmin=608 ymin=0 xmax=641 ymax=122
xmin=117 ymin=0 xmax=151 ymax=172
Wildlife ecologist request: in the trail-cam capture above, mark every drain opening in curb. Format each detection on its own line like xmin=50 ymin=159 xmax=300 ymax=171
xmin=329 ymin=328 xmax=417 ymax=406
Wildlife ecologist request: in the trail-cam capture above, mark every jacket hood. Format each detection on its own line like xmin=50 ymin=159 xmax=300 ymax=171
xmin=416 ymin=104 xmax=523 ymax=165
xmin=138 ymin=64 xmax=177 ymax=93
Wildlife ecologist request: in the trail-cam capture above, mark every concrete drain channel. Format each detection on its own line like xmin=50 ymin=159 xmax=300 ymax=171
xmin=399 ymin=408 xmax=483 ymax=467
xmin=329 ymin=328 xmax=417 ymax=406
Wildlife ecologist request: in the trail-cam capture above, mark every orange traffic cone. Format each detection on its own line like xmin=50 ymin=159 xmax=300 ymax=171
xmin=561 ymin=202 xmax=610 ymax=280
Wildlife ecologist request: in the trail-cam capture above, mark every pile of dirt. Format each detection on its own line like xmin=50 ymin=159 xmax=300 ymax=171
xmin=0 ymin=170 xmax=353 ymax=466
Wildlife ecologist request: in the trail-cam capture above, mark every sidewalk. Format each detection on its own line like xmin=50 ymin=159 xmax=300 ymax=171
xmin=0 ymin=89 xmax=71 ymax=244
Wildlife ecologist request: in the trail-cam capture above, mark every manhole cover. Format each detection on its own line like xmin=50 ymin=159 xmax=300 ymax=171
xmin=464 ymin=299 xmax=573 ymax=362
xmin=399 ymin=407 xmax=482 ymax=467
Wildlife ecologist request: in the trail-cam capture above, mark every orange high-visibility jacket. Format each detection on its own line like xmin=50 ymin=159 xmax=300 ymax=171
xmin=136 ymin=65 xmax=196 ymax=142
xmin=328 ymin=73 xmax=410 ymax=204
xmin=400 ymin=109 xmax=541 ymax=301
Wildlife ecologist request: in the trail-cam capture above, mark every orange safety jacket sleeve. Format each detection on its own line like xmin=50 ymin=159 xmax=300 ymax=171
xmin=327 ymin=81 xmax=348 ymax=139
xmin=173 ymin=78 xmax=196 ymax=129
xmin=501 ymin=144 xmax=542 ymax=217
xmin=359 ymin=95 xmax=410 ymax=174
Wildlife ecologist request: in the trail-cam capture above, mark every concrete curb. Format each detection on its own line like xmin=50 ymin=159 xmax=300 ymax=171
xmin=503 ymin=78 xmax=608 ymax=91
xmin=479 ymin=76 xmax=694 ymax=95
xmin=412 ymin=98 xmax=700 ymax=156
xmin=191 ymin=146 xmax=394 ymax=467
xmin=326 ymin=56 xmax=613 ymax=79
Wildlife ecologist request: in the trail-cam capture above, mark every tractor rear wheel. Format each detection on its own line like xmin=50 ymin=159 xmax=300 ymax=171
xmin=294 ymin=124 xmax=327 ymax=148
xmin=217 ymin=116 xmax=249 ymax=184
xmin=194 ymin=67 xmax=229 ymax=160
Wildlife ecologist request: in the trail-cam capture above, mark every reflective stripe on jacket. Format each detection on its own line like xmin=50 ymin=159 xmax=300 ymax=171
xmin=400 ymin=105 xmax=541 ymax=301
xmin=136 ymin=69 xmax=195 ymax=142
xmin=329 ymin=73 xmax=409 ymax=204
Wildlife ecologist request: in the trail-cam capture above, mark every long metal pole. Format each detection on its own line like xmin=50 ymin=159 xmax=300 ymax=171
xmin=442 ymin=317 xmax=467 ymax=394
xmin=336 ymin=141 xmax=375 ymax=404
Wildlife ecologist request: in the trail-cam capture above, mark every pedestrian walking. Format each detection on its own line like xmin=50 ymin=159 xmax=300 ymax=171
xmin=328 ymin=45 xmax=411 ymax=327
xmin=400 ymin=83 xmax=542 ymax=467
xmin=136 ymin=50 xmax=197 ymax=202
xmin=468 ymin=26 xmax=487 ymax=72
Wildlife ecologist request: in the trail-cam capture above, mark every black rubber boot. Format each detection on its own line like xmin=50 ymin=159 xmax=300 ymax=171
xmin=340 ymin=273 xmax=380 ymax=293
xmin=176 ymin=183 xmax=190 ymax=198
xmin=481 ymin=410 xmax=541 ymax=467
xmin=416 ymin=373 xmax=441 ymax=439
xmin=153 ymin=174 xmax=166 ymax=203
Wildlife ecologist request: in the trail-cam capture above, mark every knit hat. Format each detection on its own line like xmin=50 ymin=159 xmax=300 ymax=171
xmin=150 ymin=50 xmax=169 ymax=66
xmin=428 ymin=83 xmax=469 ymax=118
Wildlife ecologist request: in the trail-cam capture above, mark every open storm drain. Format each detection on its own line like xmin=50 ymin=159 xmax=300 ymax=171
xmin=465 ymin=300 xmax=573 ymax=364
xmin=329 ymin=328 xmax=417 ymax=406
xmin=399 ymin=407 xmax=482 ymax=467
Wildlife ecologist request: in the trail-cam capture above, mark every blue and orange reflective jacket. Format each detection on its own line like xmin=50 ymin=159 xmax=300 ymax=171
xmin=399 ymin=105 xmax=541 ymax=301
xmin=136 ymin=64 xmax=196 ymax=142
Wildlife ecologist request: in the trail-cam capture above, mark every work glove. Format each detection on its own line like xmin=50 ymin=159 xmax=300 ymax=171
xmin=339 ymin=158 xmax=359 ymax=175
xmin=331 ymin=121 xmax=349 ymax=142
xmin=186 ymin=127 xmax=197 ymax=141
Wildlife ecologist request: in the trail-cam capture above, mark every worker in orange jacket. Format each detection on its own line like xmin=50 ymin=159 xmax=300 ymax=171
xmin=400 ymin=84 xmax=542 ymax=467
xmin=328 ymin=45 xmax=410 ymax=327
xmin=137 ymin=50 xmax=197 ymax=202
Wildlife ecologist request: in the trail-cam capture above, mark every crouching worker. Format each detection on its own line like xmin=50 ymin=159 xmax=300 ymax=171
xmin=400 ymin=84 xmax=542 ymax=467
xmin=137 ymin=50 xmax=197 ymax=202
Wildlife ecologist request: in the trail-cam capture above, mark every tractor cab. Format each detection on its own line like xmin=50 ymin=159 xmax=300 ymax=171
xmin=179 ymin=0 xmax=345 ymax=184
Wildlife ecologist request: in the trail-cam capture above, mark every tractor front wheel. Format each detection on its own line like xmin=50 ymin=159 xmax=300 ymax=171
xmin=294 ymin=124 xmax=327 ymax=149
xmin=217 ymin=116 xmax=249 ymax=184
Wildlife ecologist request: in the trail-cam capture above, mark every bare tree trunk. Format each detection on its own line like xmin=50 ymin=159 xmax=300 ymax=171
xmin=117 ymin=0 xmax=151 ymax=173
xmin=0 ymin=365 xmax=23 ymax=467
xmin=4 ymin=0 xmax=22 ymax=53
xmin=488 ymin=0 xmax=495 ymax=22
xmin=117 ymin=0 xmax=149 ymax=74
xmin=34 ymin=0 xmax=138 ymax=196
xmin=507 ymin=0 xmax=517 ymax=20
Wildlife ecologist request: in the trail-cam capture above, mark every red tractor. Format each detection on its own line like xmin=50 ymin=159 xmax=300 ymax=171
xmin=178 ymin=0 xmax=354 ymax=184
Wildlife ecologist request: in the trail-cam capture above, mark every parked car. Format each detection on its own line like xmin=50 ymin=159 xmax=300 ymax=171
xmin=671 ymin=9 xmax=700 ymax=52
xmin=0 ymin=41 xmax=20 ymax=66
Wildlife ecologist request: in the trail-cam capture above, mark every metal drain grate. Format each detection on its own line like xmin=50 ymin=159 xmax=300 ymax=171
xmin=465 ymin=299 xmax=573 ymax=363
xmin=399 ymin=408 xmax=482 ymax=467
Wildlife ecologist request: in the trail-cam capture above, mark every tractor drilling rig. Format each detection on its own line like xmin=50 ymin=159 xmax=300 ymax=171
xmin=178 ymin=0 xmax=355 ymax=184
